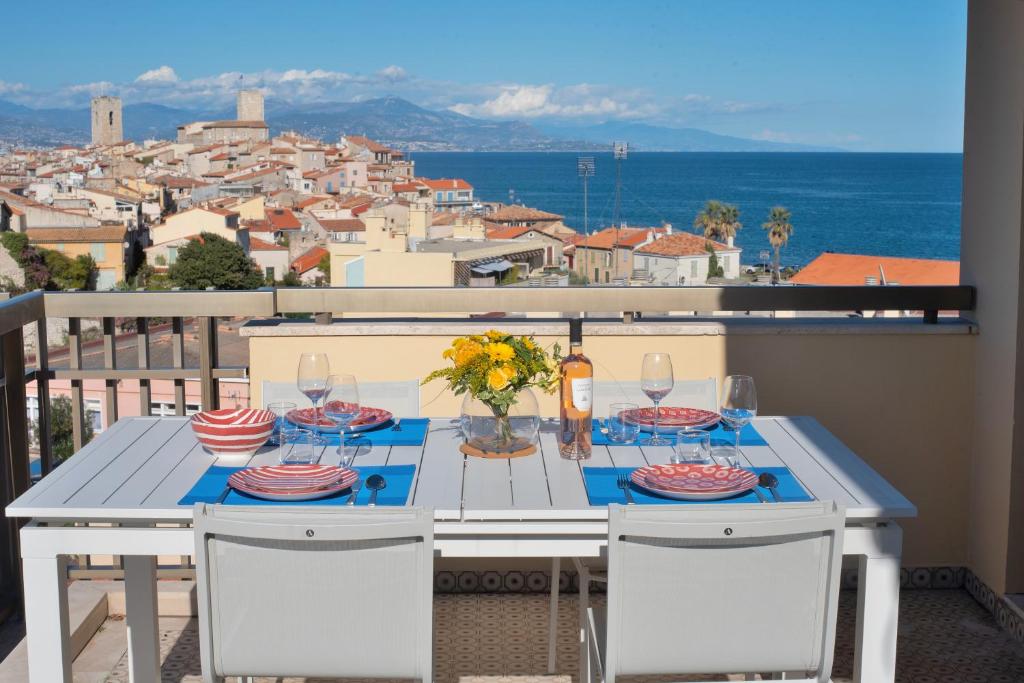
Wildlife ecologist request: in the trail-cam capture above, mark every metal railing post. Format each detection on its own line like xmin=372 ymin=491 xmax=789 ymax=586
xmin=34 ymin=316 xmax=53 ymax=476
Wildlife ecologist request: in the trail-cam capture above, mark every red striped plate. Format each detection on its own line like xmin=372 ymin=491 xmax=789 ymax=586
xmin=631 ymin=464 xmax=757 ymax=501
xmin=622 ymin=407 xmax=720 ymax=434
xmin=286 ymin=404 xmax=393 ymax=433
xmin=228 ymin=465 xmax=358 ymax=501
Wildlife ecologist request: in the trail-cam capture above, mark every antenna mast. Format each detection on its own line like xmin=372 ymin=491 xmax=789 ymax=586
xmin=577 ymin=156 xmax=595 ymax=235
xmin=612 ymin=142 xmax=628 ymax=280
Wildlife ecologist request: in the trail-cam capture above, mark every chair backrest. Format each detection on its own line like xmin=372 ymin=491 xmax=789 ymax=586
xmin=605 ymin=502 xmax=845 ymax=683
xmin=193 ymin=504 xmax=433 ymax=680
xmin=262 ymin=379 xmax=420 ymax=417
xmin=593 ymin=378 xmax=717 ymax=417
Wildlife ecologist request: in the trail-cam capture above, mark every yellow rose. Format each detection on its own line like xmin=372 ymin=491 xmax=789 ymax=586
xmin=500 ymin=364 xmax=517 ymax=382
xmin=485 ymin=342 xmax=515 ymax=363
xmin=454 ymin=340 xmax=482 ymax=366
xmin=487 ymin=367 xmax=510 ymax=391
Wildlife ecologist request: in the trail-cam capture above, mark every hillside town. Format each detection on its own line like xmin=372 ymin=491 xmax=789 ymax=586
xmin=0 ymin=91 xmax=753 ymax=295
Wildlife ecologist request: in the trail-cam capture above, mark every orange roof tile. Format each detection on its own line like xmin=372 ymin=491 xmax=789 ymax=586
xmin=318 ymin=218 xmax=365 ymax=232
xmin=487 ymin=205 xmax=562 ymax=223
xmin=265 ymin=208 xmax=302 ymax=230
xmin=578 ymin=226 xmax=663 ymax=250
xmin=486 ymin=224 xmax=534 ymax=240
xmin=419 ymin=178 xmax=473 ymax=191
xmin=291 ymin=246 xmax=329 ymax=274
xmin=249 ymin=236 xmax=287 ymax=251
xmin=788 ymin=252 xmax=960 ymax=286
xmin=635 ymin=232 xmax=734 ymax=257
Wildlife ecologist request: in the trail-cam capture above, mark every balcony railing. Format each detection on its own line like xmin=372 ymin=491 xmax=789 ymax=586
xmin=0 ymin=283 xmax=975 ymax=605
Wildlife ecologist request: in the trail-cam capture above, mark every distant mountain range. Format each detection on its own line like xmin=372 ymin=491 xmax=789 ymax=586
xmin=0 ymin=96 xmax=838 ymax=153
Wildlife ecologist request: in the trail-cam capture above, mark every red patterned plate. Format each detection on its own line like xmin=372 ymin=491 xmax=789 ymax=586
xmin=622 ymin=406 xmax=720 ymax=434
xmin=228 ymin=465 xmax=358 ymax=501
xmin=286 ymin=404 xmax=393 ymax=433
xmin=230 ymin=464 xmax=356 ymax=492
xmin=631 ymin=464 xmax=757 ymax=501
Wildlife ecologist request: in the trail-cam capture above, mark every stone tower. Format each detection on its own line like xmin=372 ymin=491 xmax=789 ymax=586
xmin=90 ymin=96 xmax=123 ymax=145
xmin=237 ymin=90 xmax=264 ymax=121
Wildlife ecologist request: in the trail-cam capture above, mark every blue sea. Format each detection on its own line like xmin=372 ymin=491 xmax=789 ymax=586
xmin=411 ymin=152 xmax=962 ymax=267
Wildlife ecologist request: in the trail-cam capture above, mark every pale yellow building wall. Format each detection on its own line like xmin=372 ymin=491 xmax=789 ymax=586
xmin=363 ymin=251 xmax=453 ymax=286
xmin=328 ymin=242 xmax=368 ymax=287
xmin=151 ymin=210 xmax=233 ymax=246
xmin=34 ymin=240 xmax=124 ymax=281
xmin=246 ymin=322 xmax=974 ymax=569
xmin=232 ymin=195 xmax=265 ymax=221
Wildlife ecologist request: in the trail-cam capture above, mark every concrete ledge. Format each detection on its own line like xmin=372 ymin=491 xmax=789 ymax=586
xmin=92 ymin=579 xmax=197 ymax=617
xmin=0 ymin=581 xmax=107 ymax=682
xmin=242 ymin=316 xmax=977 ymax=337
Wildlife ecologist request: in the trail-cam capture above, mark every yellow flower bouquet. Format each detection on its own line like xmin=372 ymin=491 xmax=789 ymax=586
xmin=424 ymin=330 xmax=561 ymax=452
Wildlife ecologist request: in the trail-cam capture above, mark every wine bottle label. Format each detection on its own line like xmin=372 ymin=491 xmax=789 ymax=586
xmin=571 ymin=377 xmax=593 ymax=412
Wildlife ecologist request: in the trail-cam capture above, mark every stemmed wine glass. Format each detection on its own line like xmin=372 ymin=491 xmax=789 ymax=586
xmin=641 ymin=352 xmax=674 ymax=446
xmin=297 ymin=352 xmax=331 ymax=436
xmin=720 ymin=375 xmax=757 ymax=464
xmin=323 ymin=374 xmax=360 ymax=467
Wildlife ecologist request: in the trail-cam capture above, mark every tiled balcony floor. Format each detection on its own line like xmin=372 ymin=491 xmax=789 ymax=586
xmin=5 ymin=589 xmax=1024 ymax=682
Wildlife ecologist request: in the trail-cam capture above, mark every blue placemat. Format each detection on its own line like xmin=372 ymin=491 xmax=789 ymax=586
xmin=582 ymin=466 xmax=812 ymax=506
xmin=591 ymin=419 xmax=767 ymax=447
xmin=178 ymin=464 xmax=416 ymax=507
xmin=279 ymin=418 xmax=429 ymax=447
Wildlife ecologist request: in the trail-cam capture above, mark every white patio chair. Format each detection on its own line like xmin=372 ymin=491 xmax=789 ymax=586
xmin=582 ymin=501 xmax=845 ymax=683
xmin=592 ymin=377 xmax=718 ymax=416
xmin=193 ymin=504 xmax=434 ymax=683
xmin=547 ymin=378 xmax=718 ymax=672
xmin=261 ymin=379 xmax=421 ymax=417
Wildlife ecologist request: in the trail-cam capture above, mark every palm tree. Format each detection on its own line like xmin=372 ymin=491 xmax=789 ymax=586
xmin=693 ymin=200 xmax=724 ymax=239
xmin=762 ymin=206 xmax=793 ymax=283
xmin=718 ymin=204 xmax=742 ymax=244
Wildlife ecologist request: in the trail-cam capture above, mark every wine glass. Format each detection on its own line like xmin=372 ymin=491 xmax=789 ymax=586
xmin=720 ymin=375 xmax=757 ymax=463
xmin=640 ymin=352 xmax=674 ymax=446
xmin=323 ymin=374 xmax=360 ymax=467
xmin=297 ymin=352 xmax=330 ymax=435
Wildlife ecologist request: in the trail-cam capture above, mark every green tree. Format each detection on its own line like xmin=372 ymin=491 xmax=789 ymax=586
xmin=33 ymin=395 xmax=94 ymax=463
xmin=168 ymin=232 xmax=264 ymax=290
xmin=706 ymin=242 xmax=724 ymax=278
xmin=42 ymin=250 xmax=95 ymax=290
xmin=317 ymin=252 xmax=331 ymax=281
xmin=693 ymin=200 xmax=724 ymax=239
xmin=761 ymin=206 xmax=794 ymax=284
xmin=694 ymin=201 xmax=742 ymax=242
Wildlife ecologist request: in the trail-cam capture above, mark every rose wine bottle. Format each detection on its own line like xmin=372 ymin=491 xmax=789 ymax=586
xmin=559 ymin=318 xmax=593 ymax=460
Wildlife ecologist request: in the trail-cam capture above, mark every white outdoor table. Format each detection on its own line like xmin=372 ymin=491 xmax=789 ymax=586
xmin=6 ymin=416 xmax=914 ymax=683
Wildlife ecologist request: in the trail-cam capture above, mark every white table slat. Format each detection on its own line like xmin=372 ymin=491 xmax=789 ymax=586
xmin=752 ymin=418 xmax=866 ymax=511
xmin=608 ymin=444 xmax=651 ymax=468
xmin=409 ymin=425 xmax=465 ymax=519
xmin=778 ymin=416 xmax=917 ymax=516
xmin=32 ymin=419 xmax=164 ymax=507
xmin=82 ymin=419 xmax=194 ymax=507
xmin=537 ymin=430 xmax=590 ymax=510
xmin=463 ymin=455 xmax=513 ymax=511
xmin=509 ymin=438 xmax=553 ymax=509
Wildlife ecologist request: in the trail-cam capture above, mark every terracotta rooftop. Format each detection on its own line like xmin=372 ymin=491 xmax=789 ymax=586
xmin=578 ymin=226 xmax=666 ymax=250
xmin=295 ymin=195 xmax=332 ymax=210
xmin=635 ymin=232 xmax=735 ymax=257
xmin=419 ymin=178 xmax=473 ymax=191
xmin=248 ymin=236 xmax=286 ymax=251
xmin=26 ymin=225 xmax=127 ymax=243
xmin=318 ymin=218 xmax=365 ymax=232
xmin=265 ymin=208 xmax=302 ymax=230
xmin=488 ymin=205 xmax=563 ymax=223
xmin=291 ymin=246 xmax=329 ymax=274
xmin=486 ymin=224 xmax=535 ymax=240
xmin=788 ymin=252 xmax=961 ymax=286
xmin=344 ymin=135 xmax=390 ymax=154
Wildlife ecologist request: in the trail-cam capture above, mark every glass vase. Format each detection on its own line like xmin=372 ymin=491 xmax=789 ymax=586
xmin=460 ymin=388 xmax=540 ymax=454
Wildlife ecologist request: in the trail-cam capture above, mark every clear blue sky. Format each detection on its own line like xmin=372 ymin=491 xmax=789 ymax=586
xmin=0 ymin=0 xmax=967 ymax=151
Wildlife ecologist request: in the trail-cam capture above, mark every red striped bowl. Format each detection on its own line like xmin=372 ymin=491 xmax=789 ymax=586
xmin=191 ymin=408 xmax=276 ymax=457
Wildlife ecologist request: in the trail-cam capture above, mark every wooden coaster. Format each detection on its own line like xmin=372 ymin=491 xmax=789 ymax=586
xmin=460 ymin=443 xmax=537 ymax=459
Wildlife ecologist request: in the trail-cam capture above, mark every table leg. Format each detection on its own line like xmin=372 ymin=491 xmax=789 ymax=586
xmin=853 ymin=523 xmax=903 ymax=683
xmin=22 ymin=555 xmax=71 ymax=683
xmin=124 ymin=555 xmax=161 ymax=683
xmin=547 ymin=556 xmax=560 ymax=674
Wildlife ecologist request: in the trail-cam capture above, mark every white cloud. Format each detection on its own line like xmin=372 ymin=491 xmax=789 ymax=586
xmin=135 ymin=66 xmax=178 ymax=84
xmin=450 ymin=83 xmax=648 ymax=120
xmin=0 ymin=81 xmax=27 ymax=95
xmin=377 ymin=65 xmax=408 ymax=81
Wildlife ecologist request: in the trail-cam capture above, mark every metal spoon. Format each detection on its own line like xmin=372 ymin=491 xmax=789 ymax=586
xmin=366 ymin=474 xmax=386 ymax=507
xmin=758 ymin=472 xmax=782 ymax=502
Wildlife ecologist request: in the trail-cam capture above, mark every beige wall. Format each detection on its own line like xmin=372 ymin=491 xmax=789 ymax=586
xmin=152 ymin=210 xmax=234 ymax=246
xmin=246 ymin=321 xmax=975 ymax=569
xmin=363 ymin=251 xmax=453 ymax=286
xmin=960 ymin=0 xmax=1024 ymax=594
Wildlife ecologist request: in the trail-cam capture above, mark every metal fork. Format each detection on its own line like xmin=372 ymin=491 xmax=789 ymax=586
xmin=391 ymin=418 xmax=402 ymax=432
xmin=345 ymin=479 xmax=362 ymax=505
xmin=616 ymin=474 xmax=636 ymax=505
